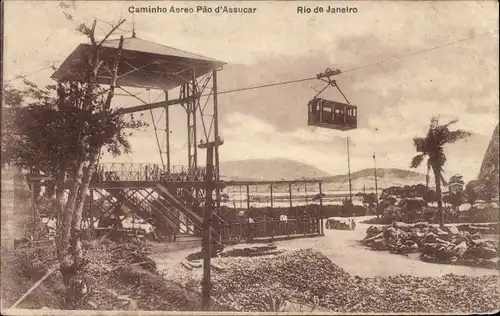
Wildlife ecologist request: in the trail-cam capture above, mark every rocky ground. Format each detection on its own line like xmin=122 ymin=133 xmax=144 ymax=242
xmin=362 ymin=221 xmax=499 ymax=269
xmin=150 ymin=216 xmax=500 ymax=312
xmin=158 ymin=248 xmax=500 ymax=313
xmin=0 ymin=239 xmax=225 ymax=311
xmin=3 ymin=217 xmax=498 ymax=313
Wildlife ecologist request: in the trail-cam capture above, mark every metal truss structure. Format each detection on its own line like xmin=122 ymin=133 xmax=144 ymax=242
xmin=50 ymin=35 xmax=226 ymax=244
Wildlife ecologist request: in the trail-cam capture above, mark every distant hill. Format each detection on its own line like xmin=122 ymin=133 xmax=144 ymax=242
xmin=219 ymin=158 xmax=426 ymax=189
xmin=219 ymin=158 xmax=331 ymax=181
xmin=322 ymin=168 xmax=427 ymax=191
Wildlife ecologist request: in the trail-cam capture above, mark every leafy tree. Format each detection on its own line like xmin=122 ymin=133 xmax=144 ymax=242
xmin=410 ymin=117 xmax=471 ymax=228
xmin=465 ymin=178 xmax=497 ymax=203
xmin=464 ymin=180 xmax=480 ymax=204
xmin=449 ymin=174 xmax=465 ymax=193
xmin=2 ymin=16 xmax=149 ymax=307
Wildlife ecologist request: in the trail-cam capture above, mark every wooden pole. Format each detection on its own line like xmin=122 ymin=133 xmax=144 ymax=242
xmin=202 ymin=144 xmax=214 ymax=310
xmin=347 ymin=137 xmax=352 ymax=201
xmin=270 ymin=184 xmax=273 ymax=209
xmin=90 ymin=189 xmax=95 ymax=235
xmin=30 ymin=181 xmax=36 ymax=239
xmin=213 ymin=71 xmax=221 ymax=222
xmin=246 ymin=184 xmax=250 ymax=210
xmin=305 ymin=184 xmax=308 ymax=206
xmin=239 ymin=185 xmax=242 ymax=209
xmin=198 ymin=139 xmax=223 ymax=311
xmin=10 ymin=264 xmax=58 ymax=309
xmin=289 ymin=183 xmax=293 ymax=209
xmin=165 ymin=91 xmax=170 ymax=173
xmin=319 ymin=182 xmax=324 ymax=235
xmin=373 ymin=152 xmax=379 ymax=206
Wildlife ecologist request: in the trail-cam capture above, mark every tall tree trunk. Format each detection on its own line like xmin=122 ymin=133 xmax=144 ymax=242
xmin=56 ymin=160 xmax=87 ymax=309
xmin=425 ymin=167 xmax=430 ymax=189
xmin=433 ymin=167 xmax=444 ymax=228
xmin=71 ymin=150 xmax=99 ymax=268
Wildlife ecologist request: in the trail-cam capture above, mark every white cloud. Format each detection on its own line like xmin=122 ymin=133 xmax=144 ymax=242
xmin=4 ymin=1 xmax=497 ymax=184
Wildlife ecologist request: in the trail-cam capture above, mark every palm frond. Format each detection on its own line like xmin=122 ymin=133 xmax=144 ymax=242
xmin=430 ymin=116 xmax=440 ymax=129
xmin=445 ymin=129 xmax=472 ymax=144
xmin=440 ymin=172 xmax=448 ymax=187
xmin=410 ymin=154 xmax=426 ymax=168
xmin=413 ymin=137 xmax=427 ymax=153
xmin=444 ymin=119 xmax=459 ymax=128
xmin=437 ymin=149 xmax=447 ymax=166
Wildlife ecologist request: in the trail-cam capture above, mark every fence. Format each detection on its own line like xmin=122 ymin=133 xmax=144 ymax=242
xmin=96 ymin=163 xmax=214 ymax=182
xmin=220 ymin=218 xmax=322 ymax=243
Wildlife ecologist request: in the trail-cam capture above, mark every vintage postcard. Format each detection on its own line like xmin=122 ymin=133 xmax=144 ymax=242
xmin=1 ymin=0 xmax=499 ymax=315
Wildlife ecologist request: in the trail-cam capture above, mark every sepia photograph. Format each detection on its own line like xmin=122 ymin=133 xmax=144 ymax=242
xmin=1 ymin=0 xmax=499 ymax=314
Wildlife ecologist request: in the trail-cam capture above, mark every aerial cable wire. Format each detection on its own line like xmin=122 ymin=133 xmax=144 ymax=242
xmin=214 ymin=29 xmax=499 ymax=96
xmin=5 ymin=29 xmax=498 ymax=93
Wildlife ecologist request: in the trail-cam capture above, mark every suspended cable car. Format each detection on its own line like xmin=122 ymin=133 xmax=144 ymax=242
xmin=308 ymin=98 xmax=357 ymax=131
xmin=307 ymin=68 xmax=358 ymax=131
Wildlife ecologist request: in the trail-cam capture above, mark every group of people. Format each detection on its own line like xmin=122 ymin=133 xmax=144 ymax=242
xmin=348 ymin=217 xmax=357 ymax=230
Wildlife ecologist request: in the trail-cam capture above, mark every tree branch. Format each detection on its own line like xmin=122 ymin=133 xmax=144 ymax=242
xmin=104 ymin=36 xmax=124 ymax=111
xmin=97 ymin=19 xmax=126 ymax=49
xmin=89 ymin=20 xmax=97 ymax=48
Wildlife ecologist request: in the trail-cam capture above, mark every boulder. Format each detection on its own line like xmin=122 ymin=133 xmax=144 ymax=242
xmin=393 ymin=222 xmax=410 ymax=229
xmin=447 ymin=226 xmax=460 ymax=235
xmin=414 ymin=222 xmax=430 ymax=228
xmin=372 ymin=239 xmax=387 ymax=250
xmin=404 ymin=240 xmax=419 ymax=251
xmin=471 ymin=239 xmax=497 ymax=249
xmin=488 ymin=257 xmax=500 ymax=265
xmin=471 ymin=232 xmax=482 ymax=240
xmin=453 ymin=241 xmax=467 ymax=257
xmin=435 ymin=227 xmax=449 ymax=236
xmin=435 ymin=237 xmax=454 ymax=246
xmin=480 ymin=247 xmax=498 ymax=260
xmin=384 ymin=227 xmax=397 ymax=239
xmin=365 ymin=226 xmax=382 ymax=238
xmin=453 ymin=232 xmax=467 ymax=245
xmin=424 ymin=232 xmax=438 ymax=243
xmin=363 ymin=232 xmax=384 ymax=243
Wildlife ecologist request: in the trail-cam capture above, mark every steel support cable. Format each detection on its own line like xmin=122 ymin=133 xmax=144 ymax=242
xmin=207 ymin=29 xmax=500 ymax=97
xmin=6 ymin=29 xmax=497 ymax=88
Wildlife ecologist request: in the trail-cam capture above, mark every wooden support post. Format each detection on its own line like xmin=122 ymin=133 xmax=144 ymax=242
xmin=198 ymin=138 xmax=223 ymax=311
xmin=165 ymin=91 xmax=170 ymax=173
xmin=270 ymin=184 xmax=273 ymax=209
xmin=30 ymin=181 xmax=36 ymax=239
xmin=90 ymin=189 xmax=95 ymax=235
xmin=246 ymin=184 xmax=250 ymax=210
xmin=213 ymin=71 xmax=221 ymax=234
xmin=319 ymin=182 xmax=324 ymax=235
xmin=288 ymin=183 xmax=293 ymax=208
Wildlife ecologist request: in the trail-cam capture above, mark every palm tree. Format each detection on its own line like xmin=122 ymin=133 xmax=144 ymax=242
xmin=410 ymin=117 xmax=471 ymax=228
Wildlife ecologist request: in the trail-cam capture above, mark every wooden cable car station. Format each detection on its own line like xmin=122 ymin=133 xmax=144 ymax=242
xmin=28 ymin=32 xmax=325 ymax=249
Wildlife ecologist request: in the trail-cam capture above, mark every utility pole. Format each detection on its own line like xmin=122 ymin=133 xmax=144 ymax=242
xmin=198 ymin=137 xmax=224 ymax=310
xmin=347 ymin=137 xmax=352 ymax=201
xmin=373 ymin=152 xmax=379 ymax=206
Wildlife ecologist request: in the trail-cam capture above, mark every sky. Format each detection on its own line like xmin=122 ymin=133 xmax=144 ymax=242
xmin=3 ymin=0 xmax=499 ymax=182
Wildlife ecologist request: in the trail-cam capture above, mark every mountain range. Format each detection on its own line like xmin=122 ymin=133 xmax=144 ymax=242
xmin=219 ymin=158 xmax=426 ymax=189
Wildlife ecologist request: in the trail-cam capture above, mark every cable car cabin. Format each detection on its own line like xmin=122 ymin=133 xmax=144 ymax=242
xmin=307 ymin=98 xmax=357 ymax=131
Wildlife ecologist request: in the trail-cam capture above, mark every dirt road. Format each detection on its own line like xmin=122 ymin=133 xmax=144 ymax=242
xmin=152 ymin=216 xmax=498 ymax=278
xmin=274 ymin=216 xmax=498 ymax=277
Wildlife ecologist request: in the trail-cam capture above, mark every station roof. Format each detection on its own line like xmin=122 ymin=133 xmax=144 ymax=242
xmin=51 ymin=36 xmax=226 ymax=91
